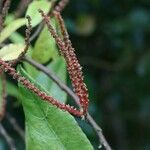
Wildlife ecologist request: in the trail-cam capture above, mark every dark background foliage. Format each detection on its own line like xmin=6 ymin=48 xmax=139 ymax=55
xmin=64 ymin=0 xmax=150 ymax=149
xmin=1 ymin=0 xmax=150 ymax=150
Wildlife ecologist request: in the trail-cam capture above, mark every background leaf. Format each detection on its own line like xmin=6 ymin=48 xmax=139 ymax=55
xmin=0 ymin=44 xmax=25 ymax=61
xmin=32 ymin=25 xmax=58 ymax=64
xmin=26 ymin=1 xmax=51 ymax=27
xmin=0 ymin=18 xmax=26 ymax=43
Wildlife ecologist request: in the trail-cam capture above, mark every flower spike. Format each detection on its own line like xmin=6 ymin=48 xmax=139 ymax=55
xmin=39 ymin=10 xmax=89 ymax=115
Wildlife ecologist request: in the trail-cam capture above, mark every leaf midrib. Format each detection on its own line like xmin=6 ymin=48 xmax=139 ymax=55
xmin=26 ymin=90 xmax=67 ymax=150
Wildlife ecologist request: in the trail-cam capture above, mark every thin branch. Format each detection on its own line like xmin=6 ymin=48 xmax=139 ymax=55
xmin=24 ymin=57 xmax=112 ymax=150
xmin=0 ymin=73 xmax=6 ymax=120
xmin=29 ymin=0 xmax=60 ymax=42
xmin=86 ymin=114 xmax=112 ymax=150
xmin=29 ymin=23 xmax=43 ymax=42
xmin=0 ymin=123 xmax=16 ymax=150
xmin=6 ymin=113 xmax=25 ymax=140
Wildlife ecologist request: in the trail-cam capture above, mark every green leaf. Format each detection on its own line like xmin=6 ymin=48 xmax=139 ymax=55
xmin=36 ymin=57 xmax=67 ymax=103
xmin=0 ymin=44 xmax=25 ymax=61
xmin=18 ymin=67 xmax=93 ymax=150
xmin=26 ymin=1 xmax=51 ymax=27
xmin=6 ymin=82 xmax=19 ymax=98
xmin=9 ymin=32 xmax=24 ymax=44
xmin=32 ymin=25 xmax=58 ymax=64
xmin=0 ymin=18 xmax=26 ymax=43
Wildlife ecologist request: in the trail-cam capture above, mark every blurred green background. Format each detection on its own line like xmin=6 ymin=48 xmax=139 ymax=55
xmin=64 ymin=0 xmax=150 ymax=149
xmin=1 ymin=0 xmax=150 ymax=150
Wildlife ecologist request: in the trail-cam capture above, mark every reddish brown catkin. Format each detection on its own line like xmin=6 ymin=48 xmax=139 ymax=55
xmin=39 ymin=10 xmax=89 ymax=115
xmin=0 ymin=59 xmax=83 ymax=117
xmin=54 ymin=12 xmax=89 ymax=114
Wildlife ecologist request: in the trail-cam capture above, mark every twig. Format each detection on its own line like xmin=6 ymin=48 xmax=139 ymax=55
xmin=29 ymin=23 xmax=43 ymax=42
xmin=0 ymin=123 xmax=16 ymax=150
xmin=6 ymin=113 xmax=25 ymax=140
xmin=29 ymin=0 xmax=61 ymax=42
xmin=0 ymin=73 xmax=7 ymax=120
xmin=86 ymin=114 xmax=112 ymax=150
xmin=24 ymin=57 xmax=112 ymax=150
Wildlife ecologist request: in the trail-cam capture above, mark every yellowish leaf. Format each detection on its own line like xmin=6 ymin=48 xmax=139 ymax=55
xmin=0 ymin=44 xmax=25 ymax=61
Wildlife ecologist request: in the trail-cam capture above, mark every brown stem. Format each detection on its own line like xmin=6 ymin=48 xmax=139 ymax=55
xmin=29 ymin=23 xmax=43 ymax=42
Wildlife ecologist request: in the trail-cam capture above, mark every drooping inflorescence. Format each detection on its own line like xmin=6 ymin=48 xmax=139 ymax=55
xmin=0 ymin=59 xmax=83 ymax=117
xmin=39 ymin=9 xmax=89 ymax=115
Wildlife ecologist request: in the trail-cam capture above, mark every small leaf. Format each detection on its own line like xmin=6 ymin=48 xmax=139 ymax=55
xmin=18 ymin=67 xmax=93 ymax=150
xmin=0 ymin=18 xmax=26 ymax=43
xmin=26 ymin=1 xmax=51 ymax=27
xmin=32 ymin=25 xmax=58 ymax=64
xmin=0 ymin=44 xmax=25 ymax=61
